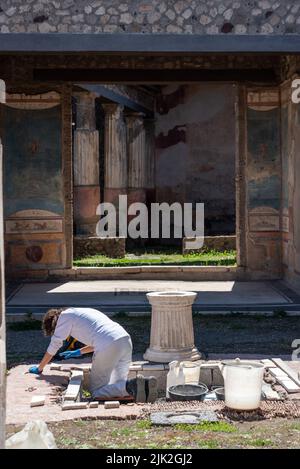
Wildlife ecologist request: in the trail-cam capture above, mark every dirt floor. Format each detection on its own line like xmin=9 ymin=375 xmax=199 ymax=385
xmin=6 ymin=314 xmax=299 ymax=367
xmin=6 ymin=418 xmax=300 ymax=449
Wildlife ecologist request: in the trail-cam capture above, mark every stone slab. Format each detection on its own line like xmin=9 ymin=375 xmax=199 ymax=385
xmin=50 ymin=364 xmax=61 ymax=371
xmin=262 ymin=383 xmax=281 ymax=400
xmin=271 ymin=358 xmax=300 ymax=386
xmin=62 ymin=402 xmax=88 ymax=411
xmin=89 ymin=402 xmax=98 ymax=408
xmin=64 ymin=375 xmax=82 ymax=401
xmin=150 ymin=410 xmax=218 ymax=425
xmin=30 ymin=395 xmax=45 ymax=407
xmin=104 ymin=401 xmax=120 ymax=409
xmin=269 ymin=367 xmax=300 ymax=393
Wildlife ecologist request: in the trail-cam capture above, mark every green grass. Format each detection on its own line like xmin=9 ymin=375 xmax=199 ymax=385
xmin=244 ymin=438 xmax=273 ymax=448
xmin=136 ymin=420 xmax=152 ymax=430
xmin=197 ymin=439 xmax=219 ymax=449
xmin=288 ymin=423 xmax=300 ymax=431
xmin=74 ymin=249 xmax=236 ymax=268
xmin=175 ymin=422 xmax=237 ymax=433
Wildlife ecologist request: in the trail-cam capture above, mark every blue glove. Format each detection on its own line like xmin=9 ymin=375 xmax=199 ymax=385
xmin=59 ymin=349 xmax=81 ymax=359
xmin=28 ymin=365 xmax=42 ymax=374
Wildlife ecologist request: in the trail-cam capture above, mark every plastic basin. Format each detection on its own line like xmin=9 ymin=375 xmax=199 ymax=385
xmin=168 ymin=383 xmax=208 ymax=401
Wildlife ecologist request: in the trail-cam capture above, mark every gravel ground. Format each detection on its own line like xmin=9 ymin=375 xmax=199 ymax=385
xmin=6 ymin=315 xmax=300 ymax=367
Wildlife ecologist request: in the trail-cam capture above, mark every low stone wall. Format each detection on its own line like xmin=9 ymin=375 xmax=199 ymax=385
xmin=74 ymin=236 xmax=126 ymax=259
xmin=182 ymin=235 xmax=236 ymax=254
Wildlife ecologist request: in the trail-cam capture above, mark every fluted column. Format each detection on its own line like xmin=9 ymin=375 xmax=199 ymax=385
xmin=144 ymin=291 xmax=201 ymax=363
xmin=103 ymin=104 xmax=127 ymax=208
xmin=125 ymin=113 xmax=147 ymax=212
xmin=74 ymin=92 xmax=100 ymax=235
xmin=0 ymin=79 xmax=6 ymax=449
xmin=144 ymin=117 xmax=155 ymax=190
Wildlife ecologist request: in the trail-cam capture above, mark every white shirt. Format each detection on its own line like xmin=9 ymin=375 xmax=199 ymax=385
xmin=47 ymin=307 xmax=130 ymax=356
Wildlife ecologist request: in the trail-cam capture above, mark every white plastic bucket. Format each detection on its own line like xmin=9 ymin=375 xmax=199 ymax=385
xmin=221 ymin=359 xmax=264 ymax=410
xmin=180 ymin=361 xmax=201 ymax=385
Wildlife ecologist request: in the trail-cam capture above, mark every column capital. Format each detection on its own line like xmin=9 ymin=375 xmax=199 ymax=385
xmin=102 ymin=103 xmax=124 ymax=119
xmin=125 ymin=111 xmax=145 ymax=124
xmin=75 ymin=91 xmax=97 ymax=130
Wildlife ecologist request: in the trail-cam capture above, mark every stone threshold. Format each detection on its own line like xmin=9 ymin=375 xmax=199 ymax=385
xmin=47 ymin=265 xmax=238 ymax=281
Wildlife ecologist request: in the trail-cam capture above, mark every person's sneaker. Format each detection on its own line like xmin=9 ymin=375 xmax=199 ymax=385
xmin=126 ymin=374 xmax=146 ymax=403
xmin=145 ymin=376 xmax=158 ymax=403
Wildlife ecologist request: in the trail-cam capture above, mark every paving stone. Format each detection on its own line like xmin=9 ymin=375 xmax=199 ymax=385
xmin=71 ymin=370 xmax=84 ymax=379
xmin=30 ymin=395 xmax=45 ymax=407
xmin=104 ymin=401 xmax=120 ymax=409
xmin=50 ymin=364 xmax=61 ymax=371
xmin=7 ymin=364 xmax=141 ymax=424
xmin=150 ymin=410 xmax=218 ymax=425
xmin=64 ymin=375 xmax=83 ymax=401
xmin=89 ymin=401 xmax=99 ymax=408
xmin=262 ymin=383 xmax=281 ymax=400
xmin=62 ymin=402 xmax=88 ymax=411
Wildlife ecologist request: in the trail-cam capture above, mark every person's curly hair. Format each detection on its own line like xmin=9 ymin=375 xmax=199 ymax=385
xmin=42 ymin=308 xmax=65 ymax=336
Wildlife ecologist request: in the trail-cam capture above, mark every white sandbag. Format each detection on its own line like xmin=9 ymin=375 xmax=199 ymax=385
xmin=6 ymin=420 xmax=57 ymax=449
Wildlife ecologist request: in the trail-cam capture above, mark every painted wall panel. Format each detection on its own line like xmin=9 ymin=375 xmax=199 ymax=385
xmin=1 ymin=105 xmax=63 ymax=216
xmin=155 ymin=84 xmax=236 ymax=236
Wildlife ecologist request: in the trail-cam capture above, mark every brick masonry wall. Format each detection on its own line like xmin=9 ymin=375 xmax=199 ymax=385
xmin=0 ymin=1 xmax=299 ymax=34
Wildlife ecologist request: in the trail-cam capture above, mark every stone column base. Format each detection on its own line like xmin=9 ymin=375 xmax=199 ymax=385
xmin=144 ymin=346 xmax=201 ymax=363
xmin=74 ymin=185 xmax=100 ymax=235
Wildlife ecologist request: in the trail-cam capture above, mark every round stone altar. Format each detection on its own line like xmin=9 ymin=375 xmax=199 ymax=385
xmin=143 ymin=291 xmax=201 ymax=363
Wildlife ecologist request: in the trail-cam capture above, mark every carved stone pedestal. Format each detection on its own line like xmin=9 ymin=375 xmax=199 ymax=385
xmin=144 ymin=291 xmax=201 ymax=363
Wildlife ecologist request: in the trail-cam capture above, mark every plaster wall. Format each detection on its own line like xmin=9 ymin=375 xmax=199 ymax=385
xmin=155 ymin=83 xmax=236 ymax=237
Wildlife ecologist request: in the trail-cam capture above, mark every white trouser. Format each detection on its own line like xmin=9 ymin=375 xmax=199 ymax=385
xmin=89 ymin=336 xmax=132 ymax=399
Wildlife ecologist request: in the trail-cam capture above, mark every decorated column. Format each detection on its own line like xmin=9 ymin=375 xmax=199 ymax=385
xmin=74 ymin=92 xmax=100 ymax=235
xmin=0 ymin=79 xmax=6 ymax=449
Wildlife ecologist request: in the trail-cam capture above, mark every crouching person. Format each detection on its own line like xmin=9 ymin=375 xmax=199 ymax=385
xmin=28 ymin=307 xmax=157 ymax=403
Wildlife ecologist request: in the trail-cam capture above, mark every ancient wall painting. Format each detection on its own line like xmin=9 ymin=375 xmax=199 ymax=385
xmin=248 ymin=207 xmax=280 ymax=232
xmin=5 ymin=209 xmax=63 ymax=234
xmin=246 ymin=88 xmax=281 ymax=275
xmin=0 ymin=92 xmax=66 ymax=271
xmin=1 ymin=99 xmax=63 ymax=217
